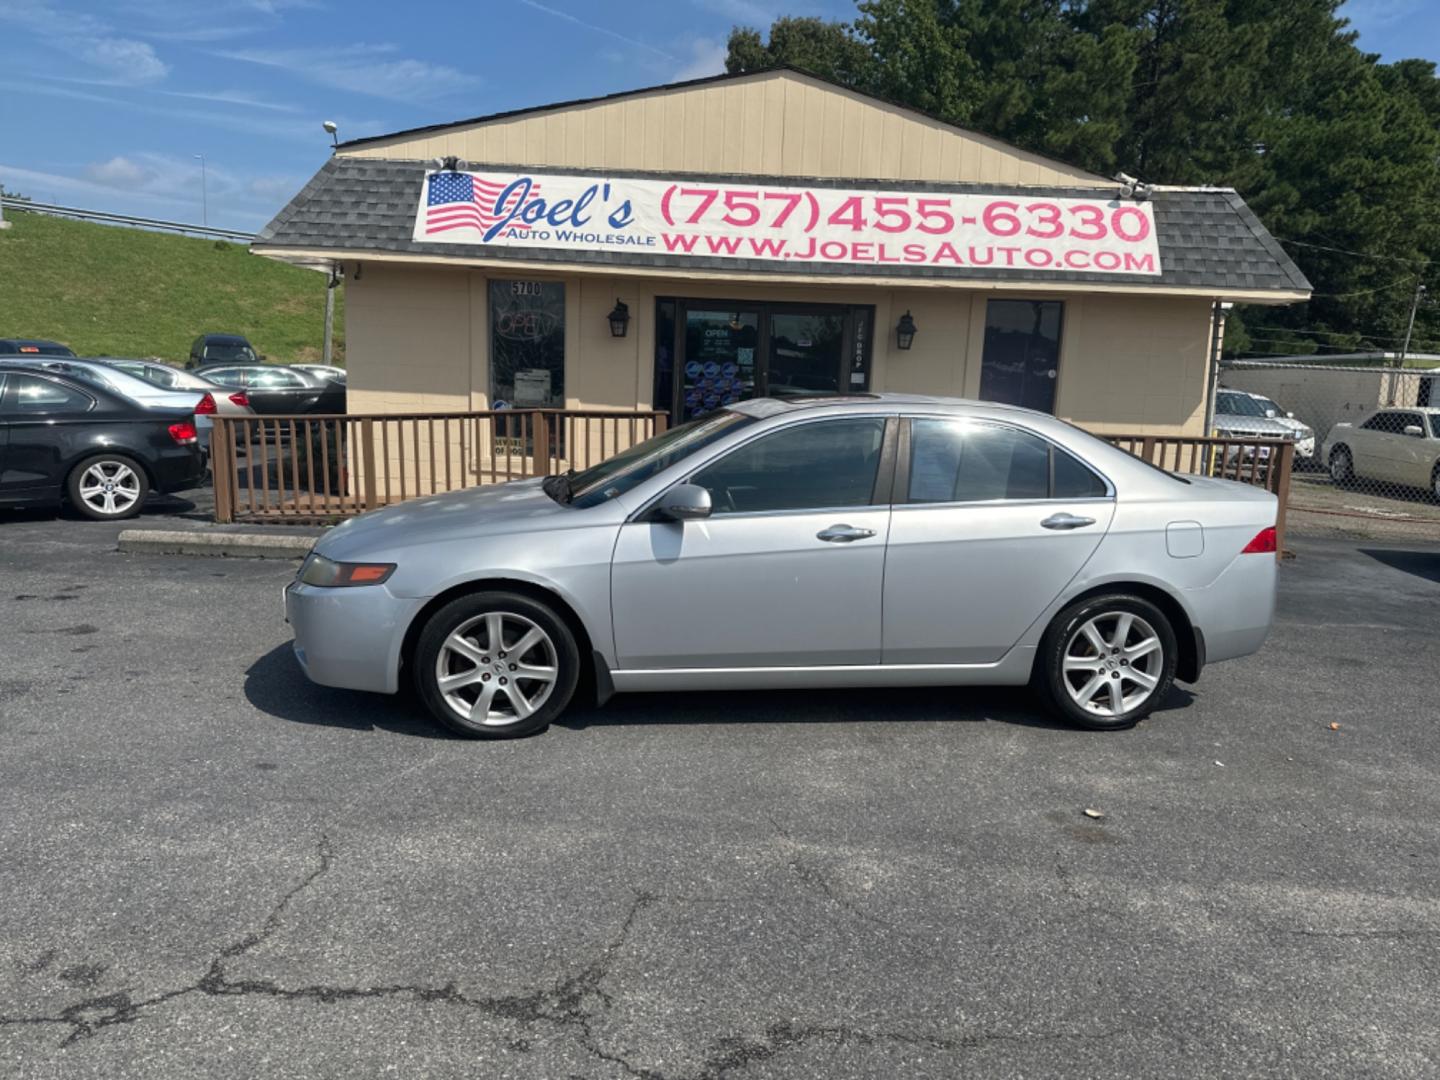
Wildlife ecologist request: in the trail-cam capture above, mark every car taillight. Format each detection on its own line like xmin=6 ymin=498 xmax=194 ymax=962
xmin=195 ymin=392 xmax=217 ymax=415
xmin=228 ymin=391 xmax=249 ymax=408
xmin=1241 ymin=526 xmax=1277 ymax=554
xmin=168 ymin=421 xmax=198 ymax=444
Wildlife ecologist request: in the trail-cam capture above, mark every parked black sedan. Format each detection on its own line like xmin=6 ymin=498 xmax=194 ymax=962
xmin=195 ymin=364 xmax=346 ymax=416
xmin=0 ymin=367 xmax=205 ymax=520
xmin=0 ymin=338 xmax=75 ymax=357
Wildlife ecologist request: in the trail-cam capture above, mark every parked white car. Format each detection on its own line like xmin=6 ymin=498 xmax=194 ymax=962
xmin=1324 ymin=406 xmax=1440 ymax=499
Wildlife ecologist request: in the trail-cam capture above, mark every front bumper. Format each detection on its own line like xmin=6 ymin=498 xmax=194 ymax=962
xmin=284 ymin=579 xmax=424 ymax=694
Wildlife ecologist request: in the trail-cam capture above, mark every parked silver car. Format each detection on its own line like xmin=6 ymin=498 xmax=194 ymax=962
xmin=285 ymin=395 xmax=1279 ymax=738
xmin=1234 ymin=389 xmax=1316 ymax=460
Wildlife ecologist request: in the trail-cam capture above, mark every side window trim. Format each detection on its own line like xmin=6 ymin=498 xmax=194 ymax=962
xmin=896 ymin=415 xmax=1114 ymax=507
xmin=671 ymin=414 xmax=895 ymax=519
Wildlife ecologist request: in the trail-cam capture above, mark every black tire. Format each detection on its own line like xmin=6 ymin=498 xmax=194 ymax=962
xmin=413 ymin=591 xmax=580 ymax=739
xmin=66 ymin=453 xmax=149 ymax=521
xmin=1430 ymin=463 xmax=1440 ymax=504
xmin=1035 ymin=594 xmax=1178 ymax=731
xmin=1329 ymin=446 xmax=1354 ymax=486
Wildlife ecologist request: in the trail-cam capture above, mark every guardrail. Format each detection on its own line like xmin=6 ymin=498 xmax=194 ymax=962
xmin=209 ymin=408 xmax=669 ymax=523
xmin=0 ymin=198 xmax=255 ymax=241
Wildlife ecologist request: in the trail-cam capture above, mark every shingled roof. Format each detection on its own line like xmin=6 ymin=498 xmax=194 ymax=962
xmin=255 ymin=157 xmax=1310 ymax=297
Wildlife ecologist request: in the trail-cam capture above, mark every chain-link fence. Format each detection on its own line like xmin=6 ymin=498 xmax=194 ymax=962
xmin=1219 ymin=360 xmax=1440 ymax=541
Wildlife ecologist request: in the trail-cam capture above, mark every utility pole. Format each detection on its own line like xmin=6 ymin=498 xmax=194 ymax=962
xmin=1390 ymin=276 xmax=1427 ymax=404
xmin=193 ymin=154 xmax=208 ymax=227
xmin=323 ymin=266 xmax=339 ymax=365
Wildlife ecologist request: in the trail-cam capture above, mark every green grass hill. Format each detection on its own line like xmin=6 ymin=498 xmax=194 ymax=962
xmin=0 ymin=209 xmax=343 ymax=364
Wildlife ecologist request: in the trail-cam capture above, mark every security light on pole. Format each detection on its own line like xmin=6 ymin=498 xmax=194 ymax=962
xmin=323 ymin=120 xmax=339 ymax=147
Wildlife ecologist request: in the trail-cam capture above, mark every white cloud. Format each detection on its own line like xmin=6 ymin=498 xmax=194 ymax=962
xmin=673 ymin=38 xmax=729 ymax=82
xmin=159 ymin=88 xmax=300 ymax=113
xmin=216 ymin=44 xmax=482 ymax=104
xmin=0 ymin=1 xmax=170 ymax=84
xmin=515 ymin=0 xmax=678 ymax=61
xmin=85 ymin=156 xmax=154 ymax=188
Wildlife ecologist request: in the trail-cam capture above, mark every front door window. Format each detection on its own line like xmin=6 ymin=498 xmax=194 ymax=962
xmin=979 ymin=299 xmax=1064 ymax=414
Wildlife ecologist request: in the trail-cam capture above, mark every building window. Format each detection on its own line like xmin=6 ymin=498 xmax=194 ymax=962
xmin=979 ymin=299 xmax=1064 ymax=414
xmin=489 ymin=280 xmax=565 ymax=409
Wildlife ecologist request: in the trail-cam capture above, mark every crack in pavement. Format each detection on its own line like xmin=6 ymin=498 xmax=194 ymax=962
xmin=2 ymin=835 xmax=1129 ymax=1077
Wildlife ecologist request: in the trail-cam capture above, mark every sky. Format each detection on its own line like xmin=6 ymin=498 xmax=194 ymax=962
xmin=0 ymin=0 xmax=1435 ymax=233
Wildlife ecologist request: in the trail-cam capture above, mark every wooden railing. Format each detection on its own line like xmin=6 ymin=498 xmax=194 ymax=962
xmin=210 ymin=408 xmax=668 ymax=524
xmin=1103 ymin=433 xmax=1296 ymax=553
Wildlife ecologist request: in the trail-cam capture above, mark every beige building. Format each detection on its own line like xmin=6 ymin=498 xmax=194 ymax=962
xmin=255 ymin=67 xmax=1309 ymax=445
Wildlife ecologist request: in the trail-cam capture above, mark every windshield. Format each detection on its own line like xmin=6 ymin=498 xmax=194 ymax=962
xmin=203 ymin=343 xmax=257 ymax=363
xmin=562 ymin=411 xmax=756 ymax=509
xmin=1254 ymin=396 xmax=1282 ymax=416
xmin=1217 ymin=391 xmax=1268 ymax=418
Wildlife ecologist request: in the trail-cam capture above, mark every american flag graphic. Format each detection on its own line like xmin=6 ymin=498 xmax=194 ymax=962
xmin=423 ymin=173 xmax=542 ymax=237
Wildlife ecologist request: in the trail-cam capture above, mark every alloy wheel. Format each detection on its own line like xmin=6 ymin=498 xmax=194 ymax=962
xmin=434 ymin=611 xmax=559 ymax=726
xmin=78 ymin=460 xmax=142 ymax=517
xmin=1061 ymin=611 xmax=1164 ymax=718
xmin=1329 ymin=449 xmax=1350 ymax=483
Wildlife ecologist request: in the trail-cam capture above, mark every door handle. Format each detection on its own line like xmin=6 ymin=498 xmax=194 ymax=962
xmin=817 ymin=524 xmax=876 ymax=543
xmin=1041 ymin=512 xmax=1096 ymax=530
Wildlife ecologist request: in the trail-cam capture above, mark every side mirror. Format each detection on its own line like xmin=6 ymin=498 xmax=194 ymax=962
xmin=655 ymin=483 xmax=711 ymax=522
xmin=1286 ymin=411 xmax=1295 ymax=419
xmin=1403 ymin=424 xmax=1424 ymax=438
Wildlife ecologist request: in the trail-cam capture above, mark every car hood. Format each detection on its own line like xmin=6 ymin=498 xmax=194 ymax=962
xmin=1213 ymin=414 xmax=1294 ymax=437
xmin=315 ymin=477 xmax=588 ymax=561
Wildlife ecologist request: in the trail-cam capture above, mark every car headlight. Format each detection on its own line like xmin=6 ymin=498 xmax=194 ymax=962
xmin=297 ymin=553 xmax=396 ymax=587
xmin=1299 ymin=425 xmax=1314 ymax=440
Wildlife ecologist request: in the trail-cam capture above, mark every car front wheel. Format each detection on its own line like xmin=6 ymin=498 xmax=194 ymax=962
xmin=1037 ymin=595 xmax=1178 ymax=731
xmin=413 ymin=591 xmax=580 ymax=739
xmin=67 ymin=453 xmax=148 ymax=520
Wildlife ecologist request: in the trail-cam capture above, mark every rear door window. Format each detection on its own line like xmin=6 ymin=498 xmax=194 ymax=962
xmin=907 ymin=419 xmax=1108 ymax=503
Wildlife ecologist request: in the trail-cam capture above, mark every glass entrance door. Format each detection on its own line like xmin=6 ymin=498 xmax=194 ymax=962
xmin=679 ymin=308 xmax=759 ymax=423
xmin=659 ymin=300 xmax=874 ymax=424
xmin=765 ymin=311 xmax=845 ymax=399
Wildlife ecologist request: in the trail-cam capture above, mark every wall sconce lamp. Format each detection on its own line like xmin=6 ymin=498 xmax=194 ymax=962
xmin=895 ymin=310 xmax=917 ymax=351
xmin=607 ymin=299 xmax=631 ymax=338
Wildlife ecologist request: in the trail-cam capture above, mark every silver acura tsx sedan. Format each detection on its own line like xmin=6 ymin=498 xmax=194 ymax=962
xmin=284 ymin=395 xmax=1279 ymax=738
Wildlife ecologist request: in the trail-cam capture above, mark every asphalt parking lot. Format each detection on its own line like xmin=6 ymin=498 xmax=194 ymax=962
xmin=2 ymin=509 xmax=1439 ymax=1079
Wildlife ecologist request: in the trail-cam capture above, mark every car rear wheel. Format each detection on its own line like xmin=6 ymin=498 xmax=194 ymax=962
xmin=1037 ymin=595 xmax=1177 ymax=731
xmin=413 ymin=591 xmax=580 ymax=739
xmin=67 ymin=454 xmax=148 ymax=521
xmin=1329 ymin=446 xmax=1354 ymax=486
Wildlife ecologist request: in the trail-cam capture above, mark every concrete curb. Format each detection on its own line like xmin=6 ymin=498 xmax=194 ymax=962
xmin=118 ymin=529 xmax=316 ymax=559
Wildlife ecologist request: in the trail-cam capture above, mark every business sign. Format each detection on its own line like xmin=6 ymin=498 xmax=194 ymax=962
xmin=415 ymin=170 xmax=1162 ymax=275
